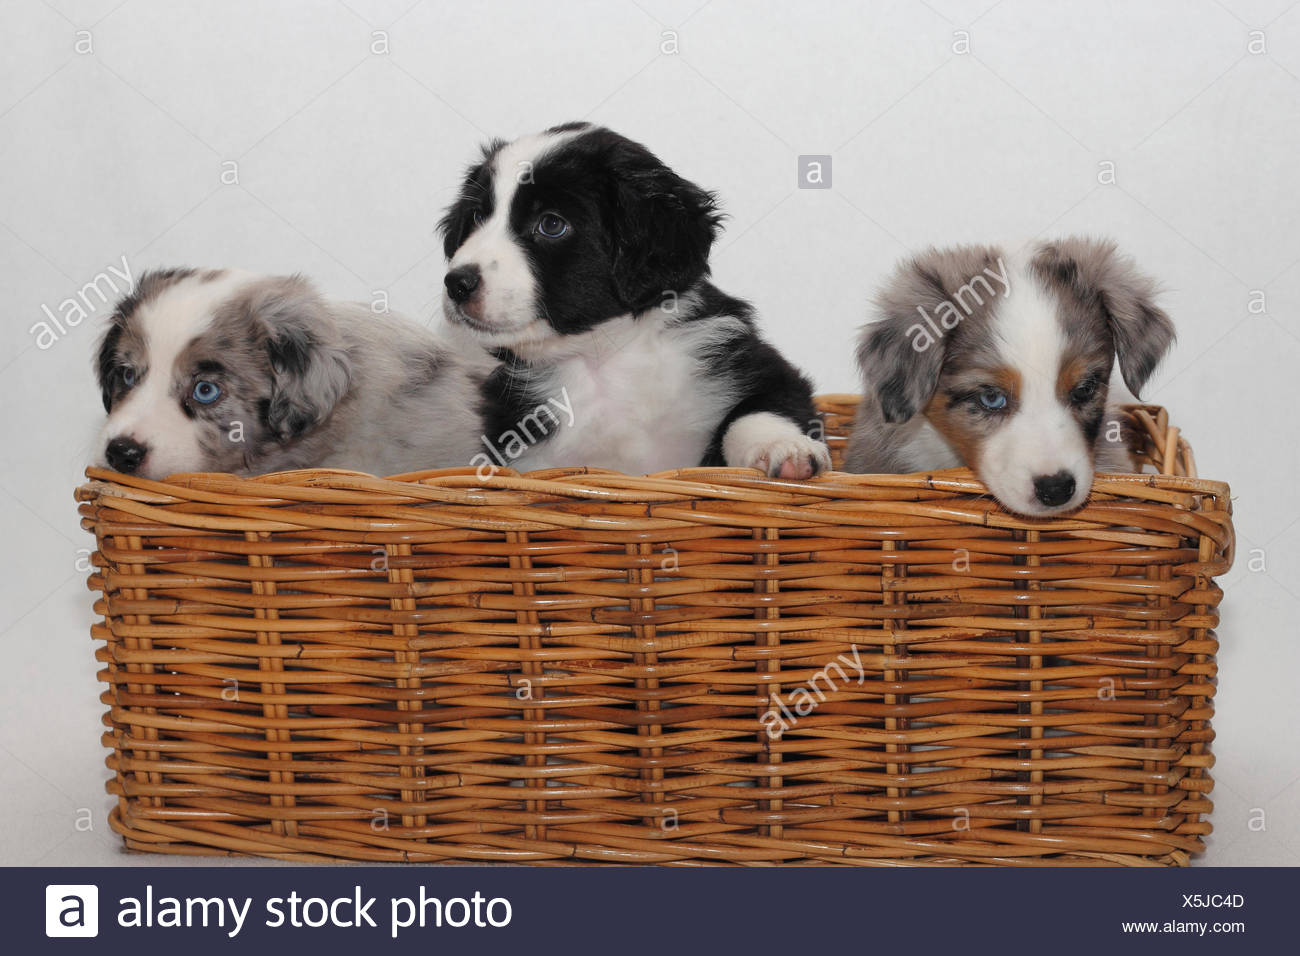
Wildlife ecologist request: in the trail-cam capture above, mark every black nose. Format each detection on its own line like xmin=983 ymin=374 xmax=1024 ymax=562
xmin=1033 ymin=470 xmax=1076 ymax=507
xmin=444 ymin=265 xmax=481 ymax=304
xmin=106 ymin=436 xmax=147 ymax=474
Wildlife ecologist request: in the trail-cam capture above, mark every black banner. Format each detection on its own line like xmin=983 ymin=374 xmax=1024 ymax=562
xmin=12 ymin=865 xmax=1293 ymax=953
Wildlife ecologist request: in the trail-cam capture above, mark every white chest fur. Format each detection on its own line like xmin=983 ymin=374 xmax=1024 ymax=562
xmin=511 ymin=313 xmax=741 ymax=474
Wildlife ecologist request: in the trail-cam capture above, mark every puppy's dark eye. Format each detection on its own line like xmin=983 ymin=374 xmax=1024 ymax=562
xmin=121 ymin=367 xmax=136 ymax=388
xmin=535 ymin=213 xmax=569 ymax=239
xmin=976 ymin=387 xmax=1008 ymax=411
xmin=192 ymin=380 xmax=221 ymax=405
xmin=471 ymin=210 xmax=484 ymax=227
xmin=1070 ymin=376 xmax=1101 ymax=404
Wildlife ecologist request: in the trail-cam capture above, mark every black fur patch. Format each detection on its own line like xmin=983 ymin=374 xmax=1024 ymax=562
xmin=693 ymin=284 xmax=820 ymax=465
xmin=95 ymin=322 xmax=124 ymax=412
xmin=266 ymin=322 xmax=315 ymax=377
xmin=478 ymin=359 xmax=557 ymax=454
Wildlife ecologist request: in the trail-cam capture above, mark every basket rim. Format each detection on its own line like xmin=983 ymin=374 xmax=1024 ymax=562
xmin=76 ymin=464 xmax=1230 ymax=502
xmin=74 ymin=398 xmax=1230 ymax=507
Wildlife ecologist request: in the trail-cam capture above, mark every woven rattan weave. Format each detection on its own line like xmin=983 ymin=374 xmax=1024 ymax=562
xmin=76 ymin=398 xmax=1231 ymax=865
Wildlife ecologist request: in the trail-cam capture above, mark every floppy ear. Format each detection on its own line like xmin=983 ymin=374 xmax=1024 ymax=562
xmin=857 ymin=313 xmax=945 ymax=425
xmin=1034 ymin=238 xmax=1175 ymax=397
xmin=859 ymin=248 xmax=1002 ymax=423
xmin=438 ymin=192 xmax=477 ymax=261
xmin=607 ymin=141 xmax=723 ymax=312
xmin=245 ymin=277 xmax=352 ymax=441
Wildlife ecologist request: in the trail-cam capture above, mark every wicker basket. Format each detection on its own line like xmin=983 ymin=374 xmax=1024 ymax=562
xmin=76 ymin=396 xmax=1232 ymax=866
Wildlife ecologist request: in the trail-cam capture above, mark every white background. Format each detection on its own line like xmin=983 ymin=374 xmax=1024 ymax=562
xmin=0 ymin=0 xmax=1296 ymax=866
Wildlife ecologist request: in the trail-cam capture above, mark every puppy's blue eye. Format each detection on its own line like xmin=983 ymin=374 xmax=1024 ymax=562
xmin=121 ymin=368 xmax=136 ymax=387
xmin=535 ymin=213 xmax=569 ymax=238
xmin=192 ymin=381 xmax=221 ymax=404
xmin=977 ymin=388 xmax=1008 ymax=411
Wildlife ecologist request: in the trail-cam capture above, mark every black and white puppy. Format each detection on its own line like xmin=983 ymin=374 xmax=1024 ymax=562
xmin=93 ymin=268 xmax=492 ymax=479
xmin=438 ymin=122 xmax=830 ymax=478
xmin=845 ymin=238 xmax=1175 ymax=515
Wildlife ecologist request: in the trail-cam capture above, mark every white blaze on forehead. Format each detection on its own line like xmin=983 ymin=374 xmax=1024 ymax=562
xmin=976 ymin=253 xmax=1093 ymax=514
xmin=135 ymin=270 xmax=253 ymax=370
xmin=993 ymin=254 xmax=1066 ymax=413
xmin=447 ymin=127 xmax=589 ymax=342
xmin=489 ymin=128 xmax=587 ymax=214
xmin=96 ymin=270 xmax=255 ymax=478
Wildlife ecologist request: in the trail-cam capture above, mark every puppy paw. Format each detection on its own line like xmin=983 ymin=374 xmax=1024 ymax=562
xmin=722 ymin=412 xmax=832 ymax=479
xmin=751 ymin=442 xmax=829 ymax=479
